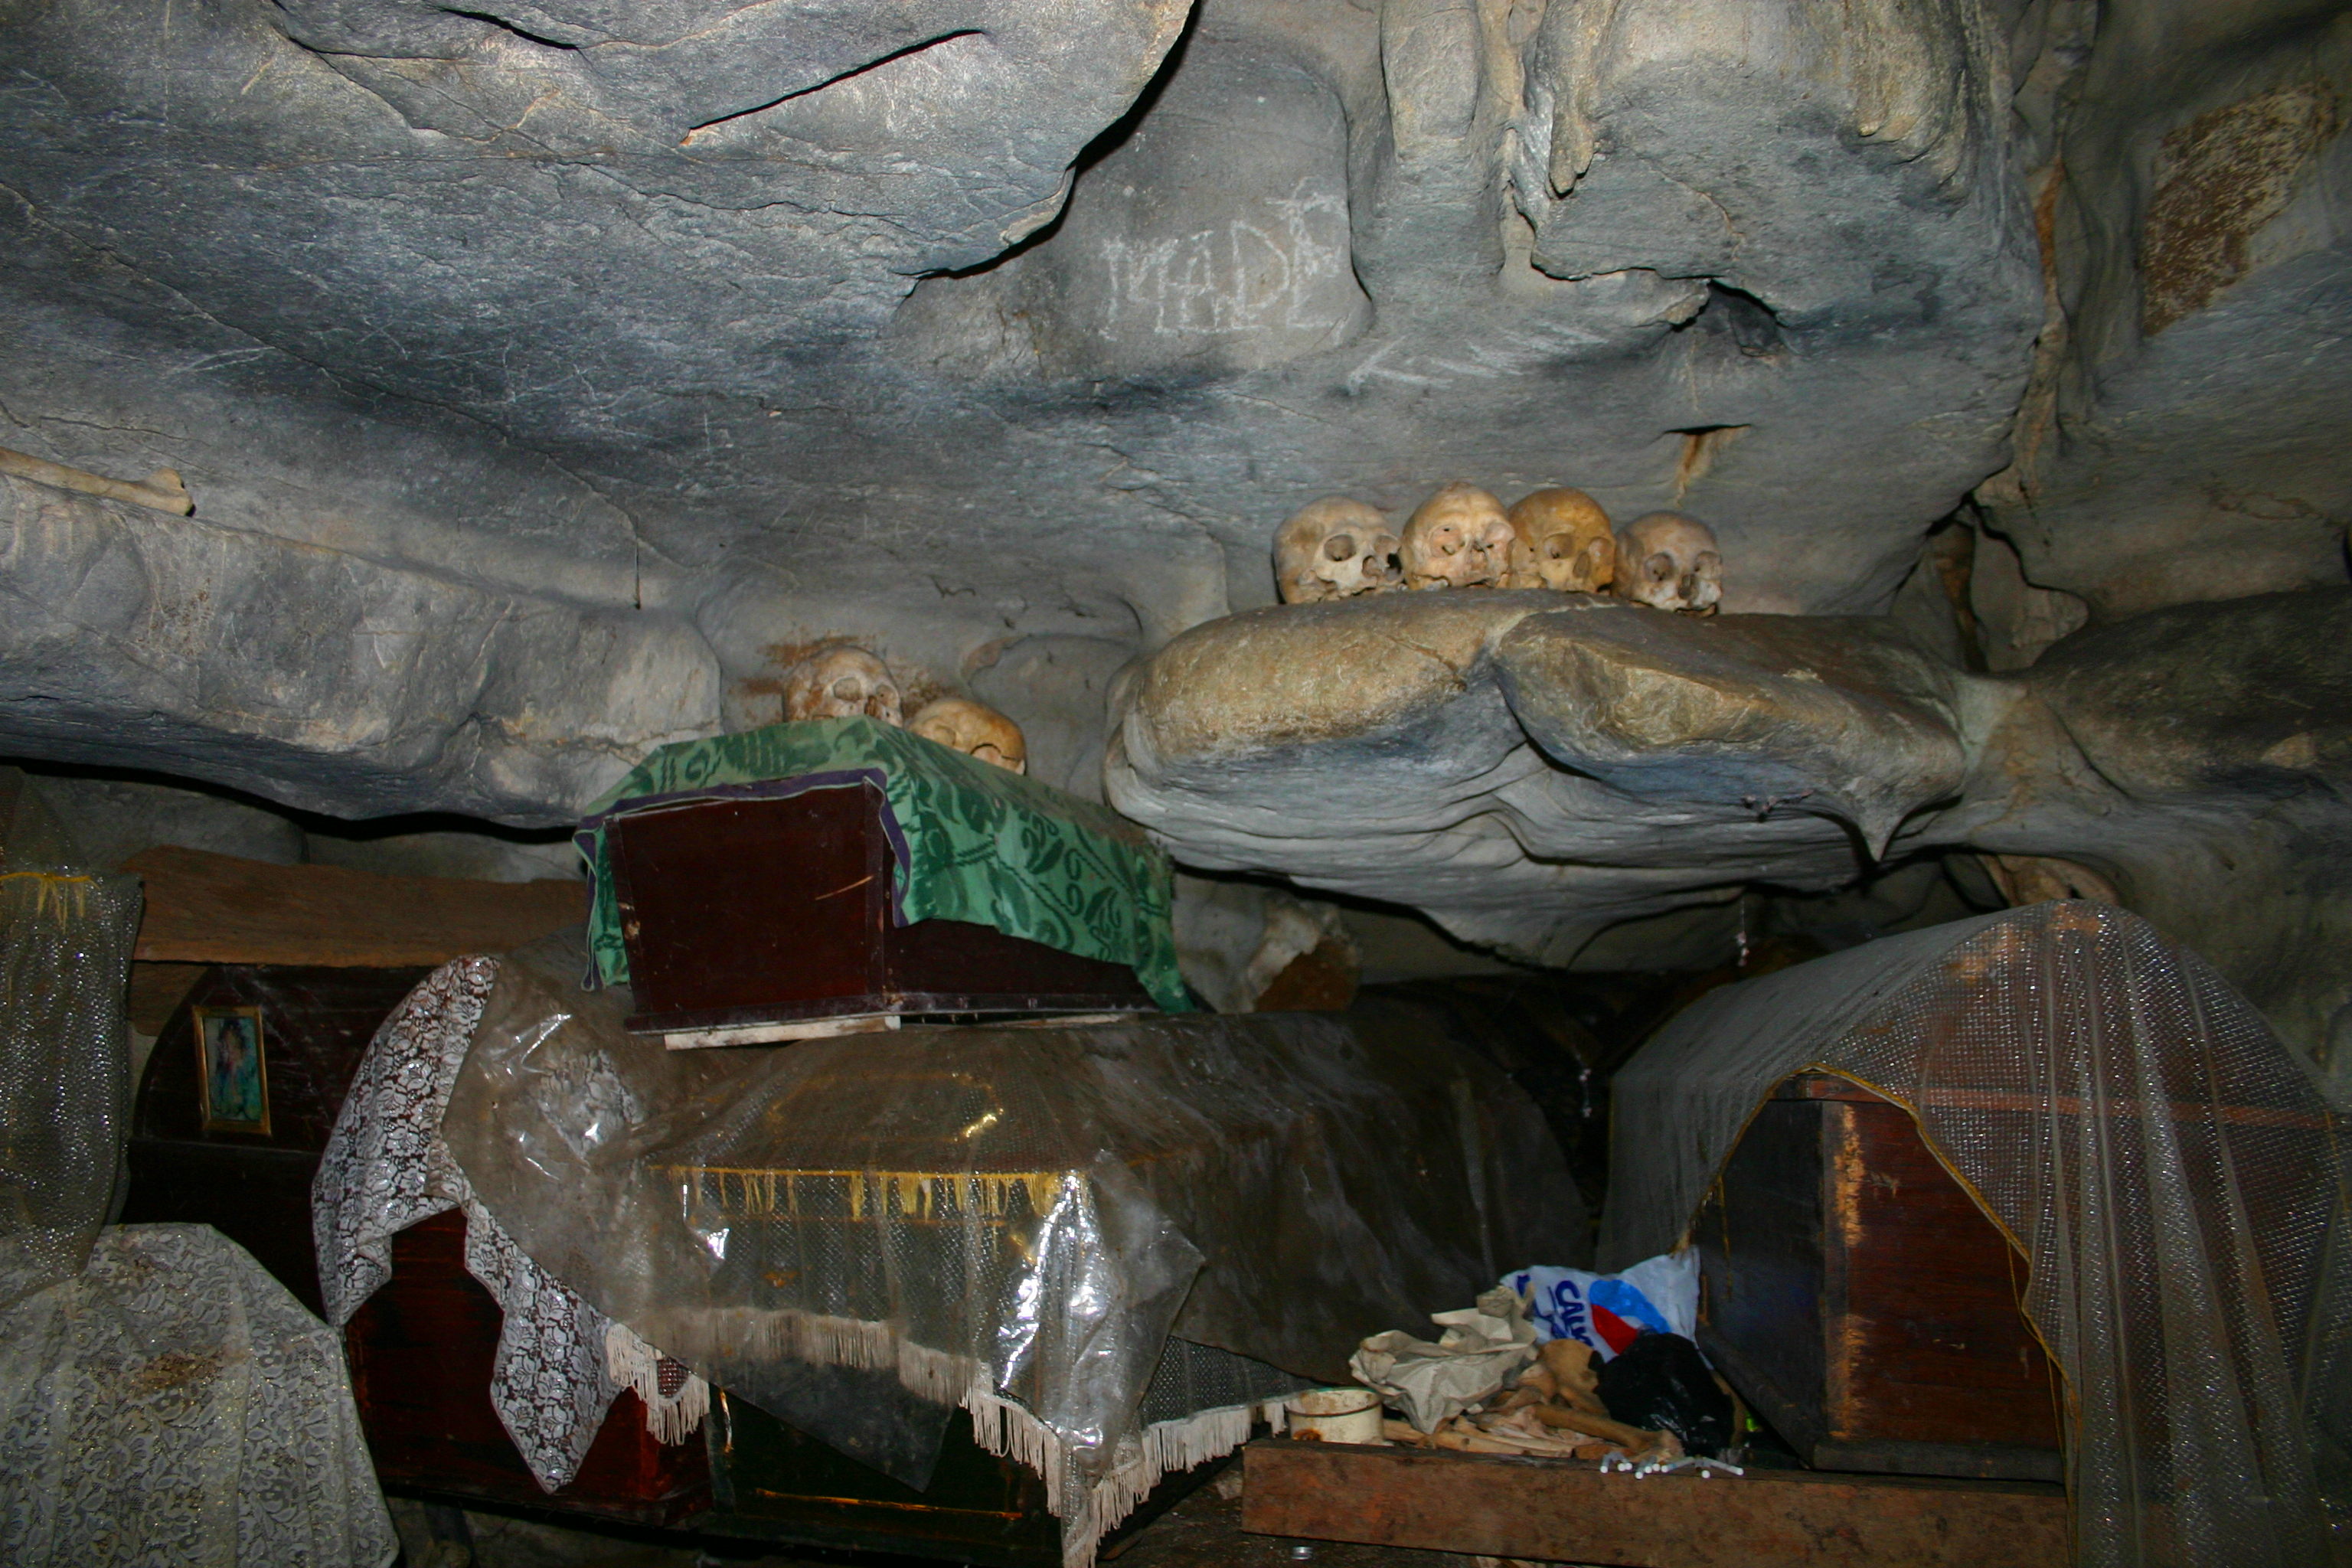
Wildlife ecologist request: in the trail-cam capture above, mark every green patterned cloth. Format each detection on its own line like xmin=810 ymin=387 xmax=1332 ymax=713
xmin=576 ymin=717 xmax=1186 ymax=1010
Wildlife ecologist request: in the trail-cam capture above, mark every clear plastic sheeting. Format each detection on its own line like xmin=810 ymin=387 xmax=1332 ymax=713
xmin=441 ymin=934 xmax=1584 ymax=1564
xmin=311 ymin=958 xmax=639 ymax=1491
xmin=0 ymin=867 xmax=139 ymax=1308
xmin=0 ymin=1223 xmax=397 ymax=1567
xmin=1600 ymin=902 xmax=2350 ymax=1568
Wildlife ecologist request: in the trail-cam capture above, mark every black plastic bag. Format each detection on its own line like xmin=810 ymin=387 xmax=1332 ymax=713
xmin=1594 ymin=1331 xmax=1733 ymax=1457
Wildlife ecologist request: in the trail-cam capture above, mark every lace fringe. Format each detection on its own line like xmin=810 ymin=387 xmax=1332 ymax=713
xmin=628 ymin=1307 xmax=1263 ymax=1568
xmin=959 ymin=1380 xmax=1260 ymax=1568
xmin=602 ymin=1322 xmax=710 ymax=1446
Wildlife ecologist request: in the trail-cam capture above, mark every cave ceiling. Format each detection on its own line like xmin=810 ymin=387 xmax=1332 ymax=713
xmin=2 ymin=0 xmax=2349 ymax=1049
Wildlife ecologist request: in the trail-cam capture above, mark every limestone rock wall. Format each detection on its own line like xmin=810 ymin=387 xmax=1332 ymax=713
xmin=1105 ymin=587 xmax=2352 ymax=1076
xmin=0 ymin=0 xmax=2344 ymax=1059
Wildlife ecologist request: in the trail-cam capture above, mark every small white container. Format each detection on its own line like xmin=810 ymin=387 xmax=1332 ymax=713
xmin=1285 ymin=1387 xmax=1386 ymax=1446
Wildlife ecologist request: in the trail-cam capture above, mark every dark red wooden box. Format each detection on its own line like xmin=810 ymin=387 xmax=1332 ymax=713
xmin=346 ymin=1211 xmax=711 ymax=1525
xmin=123 ymin=963 xmax=714 ymax=1524
xmin=606 ymin=783 xmax=1154 ymax=1040
xmin=1691 ymin=1074 xmax=2066 ymax=1482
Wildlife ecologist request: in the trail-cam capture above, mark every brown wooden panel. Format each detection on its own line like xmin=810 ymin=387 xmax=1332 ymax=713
xmin=609 ymin=789 xmax=887 ymax=1018
xmin=1830 ymin=1100 xmax=2063 ymax=1451
xmin=704 ymin=1391 xmax=1061 ymax=1568
xmin=132 ymin=965 xmax=427 ymax=1151
xmin=122 ymin=1142 xmax=329 ymax=1313
xmin=127 ymin=961 xmax=209 ymax=1035
xmin=1692 ymin=1100 xmax=1828 ymax=1455
xmin=345 ymin=1211 xmax=710 ymax=1527
xmin=884 ymin=915 xmax=1155 ymax=1004
xmin=122 ymin=962 xmax=426 ymax=1315
xmin=1696 ymin=1077 xmax=2063 ymax=1482
xmin=126 ymin=844 xmax=584 ymax=967
xmin=1240 ymin=1441 xmax=2067 ymax=1568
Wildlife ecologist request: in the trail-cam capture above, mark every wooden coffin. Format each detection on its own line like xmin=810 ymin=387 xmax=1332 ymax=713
xmin=1691 ymin=1074 xmax=2065 ymax=1482
xmin=344 ymin=1211 xmax=711 ymax=1527
xmin=124 ymin=962 xmax=429 ymax=1315
xmin=122 ymin=963 xmax=712 ymax=1524
xmin=606 ymin=784 xmax=1154 ymax=1042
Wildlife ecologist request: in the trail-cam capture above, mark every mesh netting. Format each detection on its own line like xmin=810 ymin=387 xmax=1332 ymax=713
xmin=0 ymin=867 xmax=140 ymax=1308
xmin=439 ymin=933 xmax=1584 ymax=1566
xmin=1602 ymin=901 xmax=2350 ymax=1568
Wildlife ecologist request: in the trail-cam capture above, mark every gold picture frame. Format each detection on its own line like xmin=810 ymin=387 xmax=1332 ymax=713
xmin=192 ymin=1004 xmax=270 ymax=1135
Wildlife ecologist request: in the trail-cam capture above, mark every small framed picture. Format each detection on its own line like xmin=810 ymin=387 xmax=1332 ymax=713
xmin=192 ymin=1004 xmax=270 ymax=1136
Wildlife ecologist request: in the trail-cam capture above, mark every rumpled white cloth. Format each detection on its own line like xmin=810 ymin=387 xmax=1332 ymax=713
xmin=0 ymin=1223 xmax=397 ymax=1567
xmin=312 ymin=958 xmax=702 ymax=1491
xmin=1348 ymin=1285 xmax=1537 ymax=1432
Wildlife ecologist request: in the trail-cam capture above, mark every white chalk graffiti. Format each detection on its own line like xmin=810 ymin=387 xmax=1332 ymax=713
xmin=1099 ymin=181 xmax=1356 ymax=340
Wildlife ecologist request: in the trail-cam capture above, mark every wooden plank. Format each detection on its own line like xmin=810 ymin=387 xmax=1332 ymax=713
xmin=125 ymin=844 xmax=585 ymax=965
xmin=1240 ymin=1441 xmax=2067 ymax=1568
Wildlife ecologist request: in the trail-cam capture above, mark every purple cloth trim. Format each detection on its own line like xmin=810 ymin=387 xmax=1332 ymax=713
xmin=573 ymin=769 xmax=915 ymax=928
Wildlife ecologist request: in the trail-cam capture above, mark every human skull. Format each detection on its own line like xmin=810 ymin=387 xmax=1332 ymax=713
xmin=1274 ymin=496 xmax=1403 ymax=603
xmin=909 ymin=697 xmax=1027 ymax=773
xmin=1611 ymin=511 xmax=1723 ymax=613
xmin=1506 ymin=488 xmax=1616 ymax=593
xmin=1400 ymin=482 xmax=1514 ymax=590
xmin=782 ymin=645 xmax=903 ymax=726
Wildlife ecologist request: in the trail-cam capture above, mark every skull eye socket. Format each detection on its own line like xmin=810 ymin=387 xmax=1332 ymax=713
xmin=1695 ymin=550 xmax=1722 ymax=572
xmin=1544 ymin=536 xmax=1572 ymax=560
xmin=831 ymin=676 xmax=861 ymax=701
xmin=1646 ymin=552 xmax=1676 ymax=582
xmin=1324 ymin=534 xmax=1357 ymax=562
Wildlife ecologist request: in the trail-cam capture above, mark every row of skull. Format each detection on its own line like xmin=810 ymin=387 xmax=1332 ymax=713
xmin=1274 ymin=483 xmax=1724 ymax=614
xmin=779 ymin=645 xmax=1027 ymax=774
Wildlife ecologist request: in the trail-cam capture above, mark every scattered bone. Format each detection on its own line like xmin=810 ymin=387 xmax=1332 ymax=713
xmin=0 ymin=445 xmax=193 ymax=515
xmin=1525 ymin=1402 xmax=1659 ymax=1451
xmin=1537 ymin=1338 xmax=1609 ymax=1419
xmin=1414 ymin=1407 xmax=1672 ymax=1462
xmin=1612 ymin=511 xmax=1723 ymax=613
xmin=909 ymin=696 xmax=1027 ymax=773
xmin=1275 ymin=496 xmax=1403 ymax=603
xmin=1401 ymin=482 xmax=1514 ymax=590
xmin=1506 ymin=487 xmax=1615 ymax=593
xmin=781 ymin=645 xmax=903 ymax=727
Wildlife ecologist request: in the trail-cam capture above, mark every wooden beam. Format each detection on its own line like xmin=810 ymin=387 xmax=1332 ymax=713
xmin=126 ymin=844 xmax=586 ymax=967
xmin=1241 ymin=1441 xmax=2067 ymax=1568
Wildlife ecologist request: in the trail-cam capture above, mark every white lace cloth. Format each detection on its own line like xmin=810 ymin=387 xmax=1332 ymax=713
xmin=0 ymin=1223 xmax=397 ymax=1567
xmin=312 ymin=958 xmax=704 ymax=1491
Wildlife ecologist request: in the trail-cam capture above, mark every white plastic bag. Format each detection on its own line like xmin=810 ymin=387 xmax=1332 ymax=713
xmin=1501 ymin=1252 xmax=1698 ymax=1360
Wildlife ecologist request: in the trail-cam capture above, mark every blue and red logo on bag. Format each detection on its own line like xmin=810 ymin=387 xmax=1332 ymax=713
xmin=1501 ymin=1253 xmax=1697 ymax=1361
